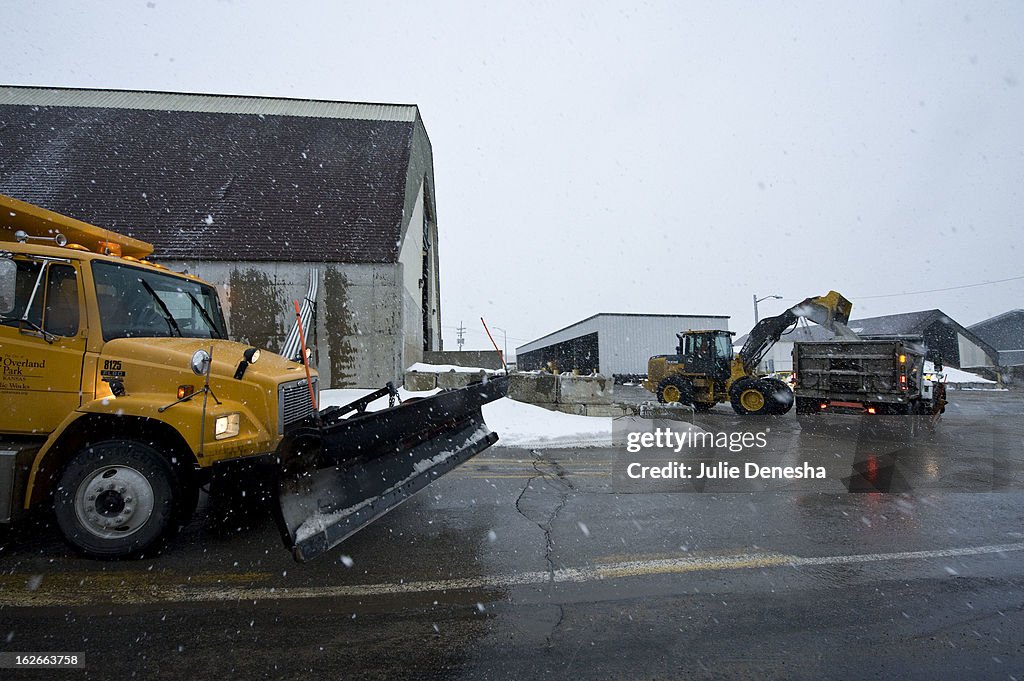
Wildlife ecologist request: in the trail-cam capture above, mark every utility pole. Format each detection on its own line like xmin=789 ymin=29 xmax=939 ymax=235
xmin=456 ymin=321 xmax=465 ymax=351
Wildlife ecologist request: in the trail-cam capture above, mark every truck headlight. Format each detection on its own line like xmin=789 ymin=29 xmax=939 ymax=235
xmin=214 ymin=413 xmax=241 ymax=440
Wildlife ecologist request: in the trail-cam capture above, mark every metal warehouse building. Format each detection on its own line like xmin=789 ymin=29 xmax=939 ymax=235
xmin=516 ymin=313 xmax=730 ymax=377
xmin=0 ymin=86 xmax=442 ymax=388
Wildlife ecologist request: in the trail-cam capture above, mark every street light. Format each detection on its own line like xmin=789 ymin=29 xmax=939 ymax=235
xmin=492 ymin=326 xmax=508 ymax=364
xmin=753 ymin=294 xmax=782 ymax=324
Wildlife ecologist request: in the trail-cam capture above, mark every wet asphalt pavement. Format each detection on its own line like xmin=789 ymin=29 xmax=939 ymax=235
xmin=1 ymin=391 xmax=1023 ymax=680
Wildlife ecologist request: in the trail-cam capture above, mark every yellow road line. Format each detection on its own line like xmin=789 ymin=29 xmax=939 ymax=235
xmin=3 ymin=542 xmax=1022 ymax=608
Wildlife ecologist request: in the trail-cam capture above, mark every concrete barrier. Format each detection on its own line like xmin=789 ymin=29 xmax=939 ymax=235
xmin=403 ymin=371 xmax=437 ymax=392
xmin=509 ymin=372 xmax=559 ymax=403
xmin=638 ymin=402 xmax=694 ymax=422
xmin=436 ymin=370 xmax=487 ymax=389
xmin=508 ymin=373 xmax=634 ymax=417
xmin=557 ymin=374 xmax=614 ymax=404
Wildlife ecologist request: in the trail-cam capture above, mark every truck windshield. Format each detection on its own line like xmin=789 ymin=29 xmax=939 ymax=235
xmin=92 ymin=261 xmax=227 ymax=341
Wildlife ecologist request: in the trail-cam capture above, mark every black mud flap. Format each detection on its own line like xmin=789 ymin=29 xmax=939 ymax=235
xmin=276 ymin=376 xmax=507 ymax=562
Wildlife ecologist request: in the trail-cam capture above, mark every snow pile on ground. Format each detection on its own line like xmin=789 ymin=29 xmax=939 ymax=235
xmin=406 ymin=362 xmax=503 ymax=374
xmin=319 ymin=388 xmax=612 ymax=449
xmin=924 ymin=361 xmax=996 ymax=385
xmin=481 ymin=397 xmax=612 ymax=449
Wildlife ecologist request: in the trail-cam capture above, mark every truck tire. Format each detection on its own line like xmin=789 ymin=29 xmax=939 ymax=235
xmin=762 ymin=378 xmax=794 ymax=415
xmin=729 ymin=378 xmax=772 ymax=416
xmin=657 ymin=376 xmax=694 ymax=405
xmin=54 ymin=440 xmax=180 ymax=559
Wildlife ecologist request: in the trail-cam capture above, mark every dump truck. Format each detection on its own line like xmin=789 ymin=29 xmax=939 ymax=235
xmin=644 ymin=291 xmax=855 ymax=415
xmin=793 ymin=339 xmax=947 ymax=417
xmin=0 ymin=194 xmax=507 ymax=561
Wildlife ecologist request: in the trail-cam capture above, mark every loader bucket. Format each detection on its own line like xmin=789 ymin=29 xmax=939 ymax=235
xmin=275 ymin=375 xmax=508 ymax=562
xmin=794 ymin=290 xmax=856 ymax=336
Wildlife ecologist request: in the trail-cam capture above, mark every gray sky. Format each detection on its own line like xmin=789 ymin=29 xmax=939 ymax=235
xmin=3 ymin=1 xmax=1022 ymax=354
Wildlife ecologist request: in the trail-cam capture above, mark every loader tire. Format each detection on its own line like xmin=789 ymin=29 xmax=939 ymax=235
xmin=657 ymin=376 xmax=694 ymax=405
xmin=729 ymin=378 xmax=772 ymax=416
xmin=762 ymin=378 xmax=794 ymax=415
xmin=54 ymin=440 xmax=180 ymax=559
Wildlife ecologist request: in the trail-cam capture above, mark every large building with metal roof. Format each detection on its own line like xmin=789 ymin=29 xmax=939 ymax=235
xmin=516 ymin=313 xmax=730 ymax=377
xmin=0 ymin=86 xmax=442 ymax=387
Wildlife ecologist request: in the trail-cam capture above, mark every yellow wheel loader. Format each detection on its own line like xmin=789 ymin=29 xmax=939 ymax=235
xmin=0 ymin=194 xmax=506 ymax=561
xmin=644 ymin=291 xmax=854 ymax=416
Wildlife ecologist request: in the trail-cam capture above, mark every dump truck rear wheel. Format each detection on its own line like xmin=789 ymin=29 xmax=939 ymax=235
xmin=54 ymin=440 xmax=180 ymax=559
xmin=657 ymin=376 xmax=693 ymax=405
xmin=729 ymin=378 xmax=771 ymax=416
xmin=762 ymin=378 xmax=794 ymax=415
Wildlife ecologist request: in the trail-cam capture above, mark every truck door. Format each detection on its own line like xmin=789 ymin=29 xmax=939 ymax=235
xmin=0 ymin=256 xmax=87 ymax=434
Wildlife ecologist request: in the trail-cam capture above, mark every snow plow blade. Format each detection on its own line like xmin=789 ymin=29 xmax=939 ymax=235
xmin=275 ymin=375 xmax=508 ymax=562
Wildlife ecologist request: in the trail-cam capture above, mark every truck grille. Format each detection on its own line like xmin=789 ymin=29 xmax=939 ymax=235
xmin=279 ymin=378 xmax=318 ymax=433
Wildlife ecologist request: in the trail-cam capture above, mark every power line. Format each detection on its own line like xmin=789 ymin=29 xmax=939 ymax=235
xmin=781 ymin=274 xmax=1024 ymax=302
xmin=850 ymin=274 xmax=1024 ymax=300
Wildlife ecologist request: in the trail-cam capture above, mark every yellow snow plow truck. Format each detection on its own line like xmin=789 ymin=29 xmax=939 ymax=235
xmin=0 ymin=194 xmax=506 ymax=561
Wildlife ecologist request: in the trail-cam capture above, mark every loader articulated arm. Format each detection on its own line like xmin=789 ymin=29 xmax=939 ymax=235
xmin=737 ymin=290 xmax=855 ymax=373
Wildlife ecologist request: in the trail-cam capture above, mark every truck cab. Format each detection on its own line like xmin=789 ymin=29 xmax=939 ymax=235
xmin=0 ymin=194 xmax=317 ymax=556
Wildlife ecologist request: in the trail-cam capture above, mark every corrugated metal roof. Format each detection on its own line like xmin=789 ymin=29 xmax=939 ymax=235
xmin=0 ymin=86 xmax=418 ymax=122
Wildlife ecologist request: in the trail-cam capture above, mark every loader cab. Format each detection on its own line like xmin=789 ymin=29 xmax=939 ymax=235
xmin=676 ymin=330 xmax=735 ymax=383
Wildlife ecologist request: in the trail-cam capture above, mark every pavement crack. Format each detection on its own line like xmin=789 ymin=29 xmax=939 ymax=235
xmin=512 ymin=449 xmax=574 ymax=647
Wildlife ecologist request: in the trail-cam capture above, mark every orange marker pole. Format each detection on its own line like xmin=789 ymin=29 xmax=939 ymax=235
xmin=480 ymin=317 xmax=507 ymax=372
xmin=294 ymin=299 xmax=319 ymax=411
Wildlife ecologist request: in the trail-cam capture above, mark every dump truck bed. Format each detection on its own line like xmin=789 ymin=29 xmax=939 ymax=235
xmin=794 ymin=340 xmax=924 ymax=410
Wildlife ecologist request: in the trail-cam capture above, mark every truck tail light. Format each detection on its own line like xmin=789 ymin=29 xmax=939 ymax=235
xmin=900 ymin=374 xmax=907 ymax=390
xmin=867 ymin=407 xmax=876 ymax=415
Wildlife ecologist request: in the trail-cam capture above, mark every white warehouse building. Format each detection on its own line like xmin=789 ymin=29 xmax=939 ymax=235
xmin=516 ymin=313 xmax=730 ymax=378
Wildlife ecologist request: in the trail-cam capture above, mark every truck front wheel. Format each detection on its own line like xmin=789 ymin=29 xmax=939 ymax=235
xmin=54 ymin=440 xmax=180 ymax=559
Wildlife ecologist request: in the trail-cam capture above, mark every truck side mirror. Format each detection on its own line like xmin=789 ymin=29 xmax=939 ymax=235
xmin=0 ymin=258 xmax=15 ymax=315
